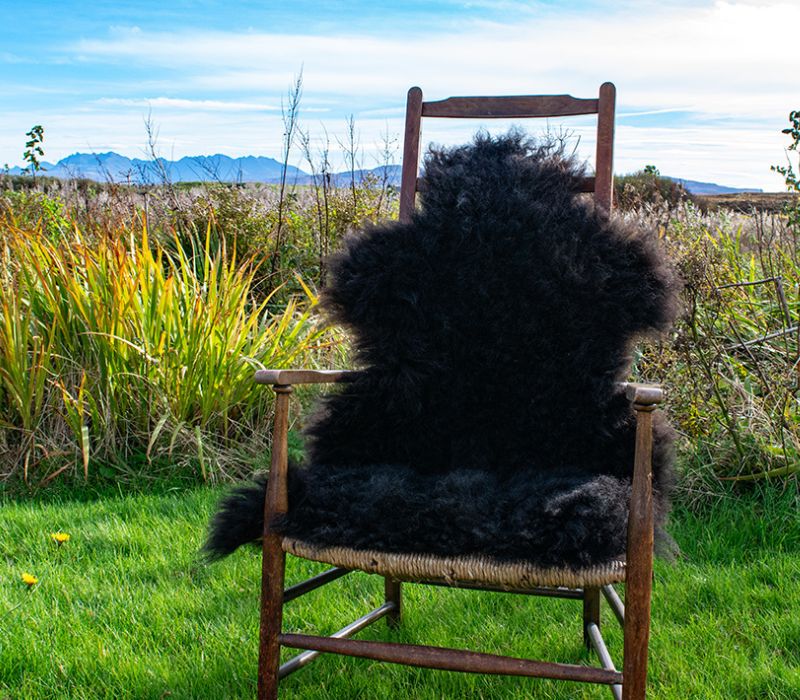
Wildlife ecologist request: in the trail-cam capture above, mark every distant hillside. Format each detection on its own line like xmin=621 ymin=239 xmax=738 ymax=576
xmin=6 ymin=152 xmax=760 ymax=194
xmin=665 ymin=177 xmax=762 ymax=196
xmin=316 ymin=165 xmax=401 ymax=187
xmin=6 ymin=152 xmax=305 ymax=184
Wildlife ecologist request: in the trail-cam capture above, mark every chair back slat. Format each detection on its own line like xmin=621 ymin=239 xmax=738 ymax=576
xmin=422 ymin=94 xmax=599 ymax=119
xmin=400 ymin=82 xmax=616 ymax=223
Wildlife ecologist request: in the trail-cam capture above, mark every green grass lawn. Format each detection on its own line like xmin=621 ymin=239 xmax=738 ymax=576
xmin=1 ymin=484 xmax=798 ymax=699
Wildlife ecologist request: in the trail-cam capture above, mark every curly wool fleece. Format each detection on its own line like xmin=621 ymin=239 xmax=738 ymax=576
xmin=205 ymin=131 xmax=680 ymax=568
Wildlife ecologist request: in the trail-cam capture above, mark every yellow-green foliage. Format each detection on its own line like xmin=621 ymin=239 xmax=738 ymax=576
xmin=637 ymin=204 xmax=800 ymax=490
xmin=2 ymin=177 xmax=798 ymax=497
xmin=0 ymin=219 xmax=330 ymax=484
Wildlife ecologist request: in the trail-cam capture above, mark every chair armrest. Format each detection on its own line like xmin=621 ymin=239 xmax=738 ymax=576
xmin=257 ymin=369 xmax=355 ymax=513
xmin=254 ymin=369 xmax=356 ymax=386
xmin=616 ymin=382 xmax=663 ymax=406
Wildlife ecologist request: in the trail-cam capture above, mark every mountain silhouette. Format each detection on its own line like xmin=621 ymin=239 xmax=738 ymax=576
xmin=6 ymin=152 xmax=758 ymax=193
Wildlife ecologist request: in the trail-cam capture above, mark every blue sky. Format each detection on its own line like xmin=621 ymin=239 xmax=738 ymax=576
xmin=1 ymin=0 xmax=796 ymax=190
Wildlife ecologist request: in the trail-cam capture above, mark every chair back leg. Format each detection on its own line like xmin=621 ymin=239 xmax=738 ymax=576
xmin=384 ymin=577 xmax=402 ymax=628
xmin=583 ymin=586 xmax=601 ymax=650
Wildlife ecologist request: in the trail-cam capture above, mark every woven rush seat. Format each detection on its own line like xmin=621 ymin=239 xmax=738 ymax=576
xmin=282 ymin=538 xmax=627 ymax=589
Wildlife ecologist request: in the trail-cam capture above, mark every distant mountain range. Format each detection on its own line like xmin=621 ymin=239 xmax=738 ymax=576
xmin=664 ymin=177 xmax=762 ymax=195
xmin=5 ymin=151 xmax=761 ymax=194
xmin=7 ymin=152 xmax=306 ymax=184
xmin=5 ymin=151 xmax=399 ymax=187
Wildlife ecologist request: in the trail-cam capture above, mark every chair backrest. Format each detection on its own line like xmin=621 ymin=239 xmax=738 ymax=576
xmin=399 ymin=82 xmax=616 ymax=222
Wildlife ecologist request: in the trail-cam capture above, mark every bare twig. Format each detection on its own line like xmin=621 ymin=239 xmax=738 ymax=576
xmin=299 ymin=125 xmax=333 ymax=276
xmin=270 ymin=68 xmax=303 ymax=280
xmin=724 ymin=325 xmax=799 ymax=352
xmin=774 ymin=276 xmax=793 ymax=327
xmin=715 ymin=277 xmax=777 ymax=290
xmin=337 ymin=114 xmax=361 ymax=215
xmin=374 ymin=123 xmax=399 ymax=217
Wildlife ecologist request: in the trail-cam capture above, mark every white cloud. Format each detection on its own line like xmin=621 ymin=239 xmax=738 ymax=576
xmin=1 ymin=52 xmax=32 ymax=64
xmin=70 ymin=2 xmax=796 ymax=111
xmin=95 ymin=97 xmax=281 ymax=112
xmin=2 ymin=1 xmax=796 ymax=190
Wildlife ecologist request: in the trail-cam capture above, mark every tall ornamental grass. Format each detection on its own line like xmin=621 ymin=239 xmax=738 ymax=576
xmin=0 ymin=219 xmax=331 ymax=485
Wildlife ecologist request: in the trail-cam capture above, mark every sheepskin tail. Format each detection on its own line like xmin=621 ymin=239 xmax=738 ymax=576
xmin=202 ymin=475 xmax=267 ymax=561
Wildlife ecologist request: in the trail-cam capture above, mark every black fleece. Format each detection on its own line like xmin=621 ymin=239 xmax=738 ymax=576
xmin=205 ymin=131 xmax=679 ymax=567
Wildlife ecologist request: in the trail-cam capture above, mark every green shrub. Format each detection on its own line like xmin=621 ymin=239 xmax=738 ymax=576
xmin=0 ymin=189 xmax=72 ymax=239
xmin=615 ymin=165 xmax=693 ymax=212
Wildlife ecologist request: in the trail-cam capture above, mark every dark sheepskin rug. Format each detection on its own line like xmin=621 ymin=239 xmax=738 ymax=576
xmin=205 ymin=130 xmax=680 ymax=568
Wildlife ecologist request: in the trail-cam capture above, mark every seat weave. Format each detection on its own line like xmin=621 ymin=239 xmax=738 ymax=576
xmin=283 ymin=538 xmax=626 ymax=589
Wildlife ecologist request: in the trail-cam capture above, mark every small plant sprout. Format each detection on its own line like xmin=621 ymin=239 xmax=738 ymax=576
xmin=771 ymin=109 xmax=800 ymax=193
xmin=23 ymin=124 xmax=46 ymax=181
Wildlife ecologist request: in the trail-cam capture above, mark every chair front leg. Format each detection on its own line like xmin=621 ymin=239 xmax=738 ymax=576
xmin=258 ymin=533 xmax=286 ymax=699
xmin=258 ymin=385 xmax=293 ymax=700
xmin=622 ymin=402 xmax=655 ymax=700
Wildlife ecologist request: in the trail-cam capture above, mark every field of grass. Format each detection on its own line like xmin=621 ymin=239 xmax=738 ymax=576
xmin=2 ymin=154 xmax=800 ymax=699
xmin=1 ymin=484 xmax=798 ymax=699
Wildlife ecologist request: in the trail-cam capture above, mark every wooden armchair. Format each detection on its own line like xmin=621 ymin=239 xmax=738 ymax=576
xmin=256 ymin=371 xmax=661 ymax=700
xmin=207 ymin=83 xmax=677 ymax=700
